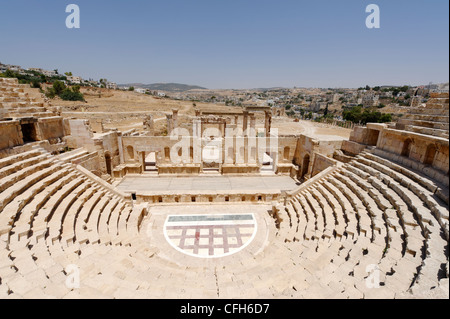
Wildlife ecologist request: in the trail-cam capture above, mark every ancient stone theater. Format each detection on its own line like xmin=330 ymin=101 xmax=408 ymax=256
xmin=0 ymin=77 xmax=448 ymax=299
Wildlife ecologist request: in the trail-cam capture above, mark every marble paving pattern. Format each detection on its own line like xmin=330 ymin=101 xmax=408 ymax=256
xmin=164 ymin=214 xmax=257 ymax=258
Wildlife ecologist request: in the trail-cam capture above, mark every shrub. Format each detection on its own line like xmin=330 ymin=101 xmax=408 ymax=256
xmin=31 ymin=80 xmax=41 ymax=89
xmin=380 ymin=113 xmax=392 ymax=122
xmin=45 ymin=87 xmax=57 ymax=99
xmin=72 ymin=85 xmax=81 ymax=93
xmin=343 ymin=106 xmax=392 ymax=124
xmin=52 ymin=81 xmax=66 ymax=95
xmin=59 ymin=88 xmax=85 ymax=101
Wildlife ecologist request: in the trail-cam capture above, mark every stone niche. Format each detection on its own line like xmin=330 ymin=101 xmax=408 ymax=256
xmin=311 ymin=153 xmax=337 ymax=177
xmin=349 ymin=124 xmax=386 ymax=147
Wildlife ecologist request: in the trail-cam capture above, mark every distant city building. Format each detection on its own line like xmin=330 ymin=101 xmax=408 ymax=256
xmin=28 ymin=68 xmax=44 ymax=73
xmin=88 ymin=80 xmax=100 ymax=87
xmin=332 ymin=94 xmax=342 ymax=103
xmin=361 ymin=92 xmax=380 ymax=107
xmin=380 ymin=91 xmax=393 ymax=98
xmin=0 ymin=63 xmax=23 ymax=73
xmin=67 ymin=76 xmax=83 ymax=84
xmin=437 ymin=83 xmax=449 ymax=93
xmin=42 ymin=70 xmax=58 ymax=77
xmin=135 ymin=88 xmax=147 ymax=94
xmin=309 ymin=100 xmax=327 ymax=112
xmin=106 ymin=82 xmax=118 ymax=90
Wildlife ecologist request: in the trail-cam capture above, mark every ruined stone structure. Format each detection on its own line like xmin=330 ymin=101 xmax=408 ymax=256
xmin=0 ymin=77 xmax=448 ymax=299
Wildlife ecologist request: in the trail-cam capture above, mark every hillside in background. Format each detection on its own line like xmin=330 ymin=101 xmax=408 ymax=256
xmin=119 ymin=83 xmax=208 ymax=92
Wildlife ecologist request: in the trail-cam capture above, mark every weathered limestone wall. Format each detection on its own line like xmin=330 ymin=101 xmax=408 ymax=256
xmin=277 ymin=136 xmax=299 ymax=164
xmin=341 ymin=140 xmax=367 ymax=156
xmin=122 ymin=136 xmax=185 ymax=165
xmin=311 ymin=153 xmax=338 ymax=177
xmin=73 ymin=152 xmax=102 ymax=176
xmin=294 ymin=135 xmax=343 ymax=179
xmin=0 ymin=120 xmax=23 ymax=150
xmin=90 ymin=119 xmax=104 ymax=133
xmin=95 ymin=131 xmax=121 ymax=175
xmin=315 ymin=140 xmax=344 ymax=157
xmin=63 ymin=118 xmax=72 ymax=136
xmin=378 ymin=128 xmax=449 ymax=174
xmin=66 ymin=119 xmax=96 ymax=151
xmin=350 ymin=126 xmax=384 ymax=146
xmin=122 ymin=135 xmax=281 ymax=175
xmin=37 ymin=117 xmax=64 ymax=142
xmin=136 ymin=191 xmax=282 ymax=204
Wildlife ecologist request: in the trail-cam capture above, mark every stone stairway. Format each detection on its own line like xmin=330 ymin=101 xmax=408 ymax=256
xmin=0 ymin=78 xmax=56 ymax=119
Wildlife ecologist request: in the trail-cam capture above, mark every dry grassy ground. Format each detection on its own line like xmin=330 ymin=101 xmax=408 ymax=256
xmin=40 ymin=87 xmax=351 ymax=139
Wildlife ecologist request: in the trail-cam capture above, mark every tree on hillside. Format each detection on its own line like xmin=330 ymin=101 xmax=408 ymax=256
xmin=343 ymin=105 xmax=392 ymax=125
xmin=400 ymin=85 xmax=409 ymax=92
xmin=59 ymin=88 xmax=84 ymax=101
xmin=72 ymin=85 xmax=81 ymax=93
xmin=65 ymin=72 xmax=73 ymax=77
xmin=53 ymin=81 xmax=66 ymax=95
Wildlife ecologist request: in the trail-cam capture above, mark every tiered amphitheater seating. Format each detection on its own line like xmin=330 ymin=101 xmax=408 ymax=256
xmin=278 ymin=150 xmax=449 ymax=298
xmin=398 ymin=93 xmax=449 ymax=139
xmin=0 ymin=78 xmax=55 ymax=119
xmin=0 ymin=144 xmax=448 ymax=298
xmin=0 ymin=147 xmax=145 ymax=298
xmin=0 ymin=92 xmax=448 ymax=298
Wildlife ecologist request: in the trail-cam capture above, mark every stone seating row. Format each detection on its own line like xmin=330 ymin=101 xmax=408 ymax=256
xmin=277 ymin=150 xmax=449 ymax=297
xmin=0 ymin=148 xmax=144 ymax=298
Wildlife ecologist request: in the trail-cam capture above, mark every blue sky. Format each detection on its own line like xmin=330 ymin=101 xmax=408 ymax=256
xmin=0 ymin=0 xmax=448 ymax=89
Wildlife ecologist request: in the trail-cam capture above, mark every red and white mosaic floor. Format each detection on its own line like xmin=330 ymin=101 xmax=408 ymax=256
xmin=164 ymin=214 xmax=257 ymax=258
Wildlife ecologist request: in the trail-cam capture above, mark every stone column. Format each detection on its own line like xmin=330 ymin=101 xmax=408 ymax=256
xmin=166 ymin=114 xmax=173 ymax=136
xmin=247 ymin=115 xmax=256 ymax=165
xmin=143 ymin=115 xmax=154 ymax=136
xmin=192 ymin=119 xmax=201 ymax=138
xmin=118 ymin=133 xmax=124 ymax=164
xmin=172 ymin=109 xmax=179 ymax=131
xmin=249 ymin=114 xmax=256 ymax=137
xmin=221 ymin=122 xmax=226 ymax=138
xmin=243 ymin=111 xmax=249 ymax=137
xmin=265 ymin=111 xmax=272 ymax=137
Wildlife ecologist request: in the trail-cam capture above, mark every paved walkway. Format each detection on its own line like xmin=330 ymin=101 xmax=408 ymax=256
xmin=116 ymin=175 xmax=299 ymax=193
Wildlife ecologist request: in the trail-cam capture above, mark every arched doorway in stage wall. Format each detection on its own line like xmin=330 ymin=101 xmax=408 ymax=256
xmin=424 ymin=144 xmax=437 ymax=166
xmin=127 ymin=145 xmax=135 ymax=161
xmin=136 ymin=147 xmax=161 ymax=173
xmin=401 ymin=138 xmax=413 ymax=157
xmin=261 ymin=152 xmax=275 ymax=174
xmin=105 ymin=152 xmax=112 ymax=175
xmin=283 ymin=147 xmax=290 ymax=161
xmin=144 ymin=152 xmax=157 ymax=172
xmin=300 ymin=154 xmax=310 ymax=180
xmin=202 ymin=135 xmax=221 ymax=173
